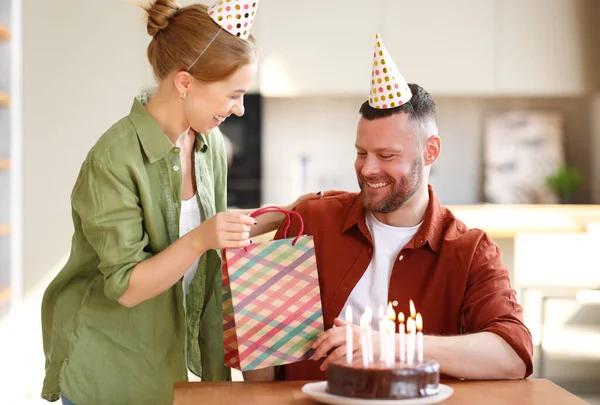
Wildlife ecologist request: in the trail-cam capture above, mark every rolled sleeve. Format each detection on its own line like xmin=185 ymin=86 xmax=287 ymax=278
xmin=73 ymin=159 xmax=152 ymax=300
xmin=462 ymin=235 xmax=534 ymax=378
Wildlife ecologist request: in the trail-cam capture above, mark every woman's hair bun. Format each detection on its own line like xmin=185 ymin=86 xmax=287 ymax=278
xmin=144 ymin=0 xmax=180 ymax=37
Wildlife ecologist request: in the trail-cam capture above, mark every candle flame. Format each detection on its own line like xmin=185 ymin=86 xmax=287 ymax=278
xmin=409 ymin=300 xmax=416 ymax=318
xmin=378 ymin=305 xmax=384 ymax=320
xmin=398 ymin=312 xmax=405 ymax=323
xmin=387 ymin=302 xmax=395 ymax=321
xmin=365 ymin=307 xmax=372 ymax=324
xmin=346 ymin=306 xmax=353 ymax=323
xmin=416 ymin=313 xmax=423 ymax=332
xmin=407 ymin=317 xmax=414 ymax=333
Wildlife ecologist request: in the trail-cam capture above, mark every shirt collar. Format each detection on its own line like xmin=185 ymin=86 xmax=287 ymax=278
xmin=342 ymin=194 xmax=368 ymax=235
xmin=410 ymin=185 xmax=443 ymax=253
xmin=342 ymin=185 xmax=444 ymax=253
xmin=128 ymin=98 xmax=209 ymax=163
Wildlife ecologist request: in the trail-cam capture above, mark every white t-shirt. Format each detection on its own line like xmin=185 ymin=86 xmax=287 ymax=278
xmin=179 ymin=194 xmax=202 ymax=295
xmin=340 ymin=211 xmax=421 ymax=329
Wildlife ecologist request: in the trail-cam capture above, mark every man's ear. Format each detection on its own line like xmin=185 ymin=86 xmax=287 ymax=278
xmin=424 ymin=135 xmax=441 ymax=165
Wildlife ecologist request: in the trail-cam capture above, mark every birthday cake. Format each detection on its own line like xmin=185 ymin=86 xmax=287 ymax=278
xmin=326 ymin=359 xmax=440 ymax=400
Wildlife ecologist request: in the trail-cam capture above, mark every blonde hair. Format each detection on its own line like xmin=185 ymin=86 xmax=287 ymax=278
xmin=142 ymin=0 xmax=258 ymax=82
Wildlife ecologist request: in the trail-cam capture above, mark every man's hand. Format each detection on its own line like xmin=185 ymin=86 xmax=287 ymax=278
xmin=311 ymin=318 xmax=366 ymax=371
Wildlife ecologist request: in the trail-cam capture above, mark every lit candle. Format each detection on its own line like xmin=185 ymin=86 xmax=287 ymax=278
xmin=365 ymin=307 xmax=374 ymax=364
xmin=406 ymin=317 xmax=415 ymax=365
xmin=406 ymin=300 xmax=417 ymax=364
xmin=416 ymin=313 xmax=424 ymax=363
xmin=378 ymin=305 xmax=386 ymax=362
xmin=398 ymin=312 xmax=405 ymax=363
xmin=360 ymin=313 xmax=369 ymax=366
xmin=383 ymin=319 xmax=393 ymax=367
xmin=386 ymin=303 xmax=396 ymax=366
xmin=345 ymin=306 xmax=353 ymax=364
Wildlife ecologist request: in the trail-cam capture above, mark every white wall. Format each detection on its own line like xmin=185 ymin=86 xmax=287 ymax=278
xmin=261 ymin=97 xmax=362 ymax=205
xmin=22 ymin=0 xmax=155 ymax=294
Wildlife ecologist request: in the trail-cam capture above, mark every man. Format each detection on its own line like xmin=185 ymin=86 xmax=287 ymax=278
xmin=245 ymin=34 xmax=533 ymax=382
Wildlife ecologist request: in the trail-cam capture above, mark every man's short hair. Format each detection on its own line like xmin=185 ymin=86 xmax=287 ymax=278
xmin=359 ymin=83 xmax=437 ymax=131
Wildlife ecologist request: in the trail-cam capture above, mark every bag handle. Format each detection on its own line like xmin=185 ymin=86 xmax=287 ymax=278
xmin=250 ymin=206 xmax=304 ymax=246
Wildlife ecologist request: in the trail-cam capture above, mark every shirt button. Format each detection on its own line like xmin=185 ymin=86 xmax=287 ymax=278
xmin=173 ymin=147 xmax=180 ymax=153
xmin=398 ymin=255 xmax=404 ymax=261
xmin=173 ymin=165 xmax=180 ymax=172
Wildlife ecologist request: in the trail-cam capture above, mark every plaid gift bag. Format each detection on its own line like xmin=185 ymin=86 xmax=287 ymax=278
xmin=222 ymin=207 xmax=324 ymax=371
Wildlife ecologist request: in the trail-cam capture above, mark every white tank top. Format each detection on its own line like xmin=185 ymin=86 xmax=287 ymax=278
xmin=179 ymin=194 xmax=202 ymax=295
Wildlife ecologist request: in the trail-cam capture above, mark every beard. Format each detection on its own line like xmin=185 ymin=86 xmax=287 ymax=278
xmin=358 ymin=157 xmax=424 ymax=213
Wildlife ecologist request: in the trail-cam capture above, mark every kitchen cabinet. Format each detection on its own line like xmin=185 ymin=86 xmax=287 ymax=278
xmin=493 ymin=0 xmax=586 ymax=95
xmin=256 ymin=0 xmax=379 ymax=97
xmin=255 ymin=0 xmax=588 ymax=96
xmin=379 ymin=0 xmax=496 ymax=95
xmin=256 ymin=0 xmax=496 ymax=96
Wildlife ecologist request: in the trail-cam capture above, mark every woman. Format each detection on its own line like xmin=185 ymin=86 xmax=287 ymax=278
xmin=41 ymin=1 xmax=319 ymax=404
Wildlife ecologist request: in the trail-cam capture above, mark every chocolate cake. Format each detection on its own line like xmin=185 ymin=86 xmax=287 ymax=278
xmin=326 ymin=359 xmax=440 ymax=399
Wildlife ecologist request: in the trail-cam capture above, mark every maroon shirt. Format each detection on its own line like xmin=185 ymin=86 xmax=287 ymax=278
xmin=275 ymin=186 xmax=533 ymax=381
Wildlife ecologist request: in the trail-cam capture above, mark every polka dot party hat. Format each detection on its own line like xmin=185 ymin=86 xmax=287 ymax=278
xmin=208 ymin=0 xmax=259 ymax=40
xmin=369 ymin=33 xmax=412 ymax=109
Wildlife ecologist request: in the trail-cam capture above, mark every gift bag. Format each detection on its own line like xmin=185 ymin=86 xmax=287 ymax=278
xmin=222 ymin=207 xmax=324 ymax=371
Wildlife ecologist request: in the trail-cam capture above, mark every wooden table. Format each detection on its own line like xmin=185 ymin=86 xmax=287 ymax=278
xmin=173 ymin=379 xmax=588 ymax=405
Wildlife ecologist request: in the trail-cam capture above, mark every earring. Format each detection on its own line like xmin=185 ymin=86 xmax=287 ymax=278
xmin=180 ymin=92 xmax=187 ymax=100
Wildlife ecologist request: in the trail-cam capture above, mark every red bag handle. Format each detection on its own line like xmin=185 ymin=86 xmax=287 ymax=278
xmin=250 ymin=206 xmax=304 ymax=246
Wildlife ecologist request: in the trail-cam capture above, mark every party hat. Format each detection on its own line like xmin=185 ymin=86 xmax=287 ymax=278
xmin=369 ymin=33 xmax=412 ymax=109
xmin=208 ymin=0 xmax=259 ymax=40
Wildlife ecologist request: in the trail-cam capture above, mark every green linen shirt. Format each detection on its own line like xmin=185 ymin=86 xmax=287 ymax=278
xmin=41 ymin=98 xmax=231 ymax=405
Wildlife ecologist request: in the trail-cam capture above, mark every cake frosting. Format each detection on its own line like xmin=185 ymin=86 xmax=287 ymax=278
xmin=326 ymin=359 xmax=440 ymax=399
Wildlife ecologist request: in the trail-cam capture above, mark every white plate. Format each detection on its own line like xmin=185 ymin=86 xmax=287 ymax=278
xmin=301 ymin=382 xmax=454 ymax=405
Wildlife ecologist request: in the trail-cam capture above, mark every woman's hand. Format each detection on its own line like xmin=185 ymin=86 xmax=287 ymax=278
xmin=285 ymin=190 xmax=348 ymax=211
xmin=191 ymin=212 xmax=256 ymax=252
xmin=225 ymin=190 xmax=349 ymax=238
xmin=120 ymin=211 xmax=255 ymax=307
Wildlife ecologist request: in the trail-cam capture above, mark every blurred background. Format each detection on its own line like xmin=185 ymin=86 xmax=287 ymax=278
xmin=1 ymin=0 xmax=599 ymax=403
